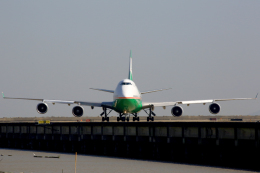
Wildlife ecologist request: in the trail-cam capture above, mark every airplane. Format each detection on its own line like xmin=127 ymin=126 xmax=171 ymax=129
xmin=2 ymin=51 xmax=258 ymax=122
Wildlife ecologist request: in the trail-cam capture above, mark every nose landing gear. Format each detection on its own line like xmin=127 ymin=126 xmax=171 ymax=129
xmin=117 ymin=113 xmax=130 ymax=122
xmin=117 ymin=113 xmax=125 ymax=122
xmin=116 ymin=113 xmax=139 ymax=122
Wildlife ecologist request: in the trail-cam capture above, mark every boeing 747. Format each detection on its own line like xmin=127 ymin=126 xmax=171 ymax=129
xmin=2 ymin=51 xmax=258 ymax=121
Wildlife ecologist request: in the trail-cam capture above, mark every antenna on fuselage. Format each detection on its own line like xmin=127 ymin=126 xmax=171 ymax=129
xmin=128 ymin=50 xmax=133 ymax=81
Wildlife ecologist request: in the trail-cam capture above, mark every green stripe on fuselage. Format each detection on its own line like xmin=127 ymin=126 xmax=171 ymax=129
xmin=113 ymin=98 xmax=142 ymax=113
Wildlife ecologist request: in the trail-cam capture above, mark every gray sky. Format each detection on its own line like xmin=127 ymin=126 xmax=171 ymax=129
xmin=0 ymin=0 xmax=260 ymax=118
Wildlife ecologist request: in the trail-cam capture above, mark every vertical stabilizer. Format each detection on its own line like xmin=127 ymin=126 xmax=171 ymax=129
xmin=128 ymin=50 xmax=133 ymax=80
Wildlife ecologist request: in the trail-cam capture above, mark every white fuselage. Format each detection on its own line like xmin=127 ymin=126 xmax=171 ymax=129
xmin=112 ymin=79 xmax=142 ymax=113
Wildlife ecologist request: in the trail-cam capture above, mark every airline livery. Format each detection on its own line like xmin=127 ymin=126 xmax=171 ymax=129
xmin=2 ymin=51 xmax=258 ymax=122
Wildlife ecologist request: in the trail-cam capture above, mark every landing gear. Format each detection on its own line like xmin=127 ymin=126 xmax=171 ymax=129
xmin=117 ymin=113 xmax=137 ymax=122
xmin=101 ymin=107 xmax=112 ymax=122
xmin=144 ymin=107 xmax=156 ymax=122
xmin=133 ymin=117 xmax=140 ymax=121
xmin=133 ymin=113 xmax=139 ymax=122
xmin=147 ymin=117 xmax=154 ymax=121
xmin=117 ymin=113 xmax=127 ymax=122
xmin=102 ymin=116 xmax=109 ymax=122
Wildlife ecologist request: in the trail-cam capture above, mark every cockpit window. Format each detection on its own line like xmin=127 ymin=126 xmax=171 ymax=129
xmin=121 ymin=82 xmax=132 ymax=85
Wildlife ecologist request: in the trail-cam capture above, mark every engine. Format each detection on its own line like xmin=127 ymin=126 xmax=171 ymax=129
xmin=171 ymin=106 xmax=183 ymax=117
xmin=72 ymin=106 xmax=84 ymax=117
xmin=36 ymin=103 xmax=48 ymax=114
xmin=209 ymin=103 xmax=221 ymax=114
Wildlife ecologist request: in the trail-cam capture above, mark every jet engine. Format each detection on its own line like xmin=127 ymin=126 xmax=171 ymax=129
xmin=36 ymin=103 xmax=48 ymax=114
xmin=72 ymin=106 xmax=84 ymax=117
xmin=171 ymin=106 xmax=183 ymax=117
xmin=209 ymin=103 xmax=221 ymax=114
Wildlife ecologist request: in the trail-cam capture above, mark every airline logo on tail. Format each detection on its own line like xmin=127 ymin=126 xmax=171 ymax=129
xmin=128 ymin=50 xmax=133 ymax=81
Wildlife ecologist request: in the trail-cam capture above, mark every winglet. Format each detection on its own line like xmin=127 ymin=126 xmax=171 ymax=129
xmin=256 ymin=93 xmax=258 ymax=99
xmin=2 ymin=92 xmax=5 ymax=98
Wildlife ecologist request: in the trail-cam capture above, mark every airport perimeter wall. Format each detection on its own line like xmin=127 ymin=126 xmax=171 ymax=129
xmin=0 ymin=121 xmax=259 ymax=170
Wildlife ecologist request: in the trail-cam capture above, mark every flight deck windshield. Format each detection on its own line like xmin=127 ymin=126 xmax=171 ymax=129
xmin=121 ymin=82 xmax=132 ymax=85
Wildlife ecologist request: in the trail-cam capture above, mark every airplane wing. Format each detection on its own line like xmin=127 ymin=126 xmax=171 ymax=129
xmin=89 ymin=88 xmax=114 ymax=93
xmin=142 ymin=94 xmax=258 ymax=109
xmin=140 ymin=88 xmax=172 ymax=94
xmin=2 ymin=92 xmax=114 ymax=108
xmin=75 ymin=101 xmax=114 ymax=109
xmin=142 ymin=102 xmax=177 ymax=109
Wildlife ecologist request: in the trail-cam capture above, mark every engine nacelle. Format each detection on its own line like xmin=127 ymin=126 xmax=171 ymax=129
xmin=171 ymin=106 xmax=183 ymax=117
xmin=72 ymin=106 xmax=84 ymax=117
xmin=209 ymin=103 xmax=221 ymax=114
xmin=36 ymin=103 xmax=48 ymax=114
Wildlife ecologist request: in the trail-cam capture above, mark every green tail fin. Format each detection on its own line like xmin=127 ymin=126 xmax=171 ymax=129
xmin=128 ymin=50 xmax=133 ymax=80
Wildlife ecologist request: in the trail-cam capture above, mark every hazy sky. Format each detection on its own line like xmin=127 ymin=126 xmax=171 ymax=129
xmin=0 ymin=1 xmax=260 ymax=118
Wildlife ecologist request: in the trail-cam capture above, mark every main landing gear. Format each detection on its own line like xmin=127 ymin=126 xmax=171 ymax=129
xmin=143 ymin=107 xmax=156 ymax=122
xmin=100 ymin=107 xmax=112 ymax=122
xmin=132 ymin=113 xmax=140 ymax=122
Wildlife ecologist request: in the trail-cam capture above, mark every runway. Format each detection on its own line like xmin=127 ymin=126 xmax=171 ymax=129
xmin=0 ymin=148 xmax=255 ymax=173
xmin=0 ymin=115 xmax=259 ymax=123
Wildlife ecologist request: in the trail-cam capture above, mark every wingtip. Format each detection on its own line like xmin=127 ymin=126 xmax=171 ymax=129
xmin=2 ymin=92 xmax=4 ymax=98
xmin=256 ymin=93 xmax=258 ymax=99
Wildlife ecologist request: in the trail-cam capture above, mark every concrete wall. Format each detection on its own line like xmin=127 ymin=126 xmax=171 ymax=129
xmin=0 ymin=122 xmax=259 ymax=170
